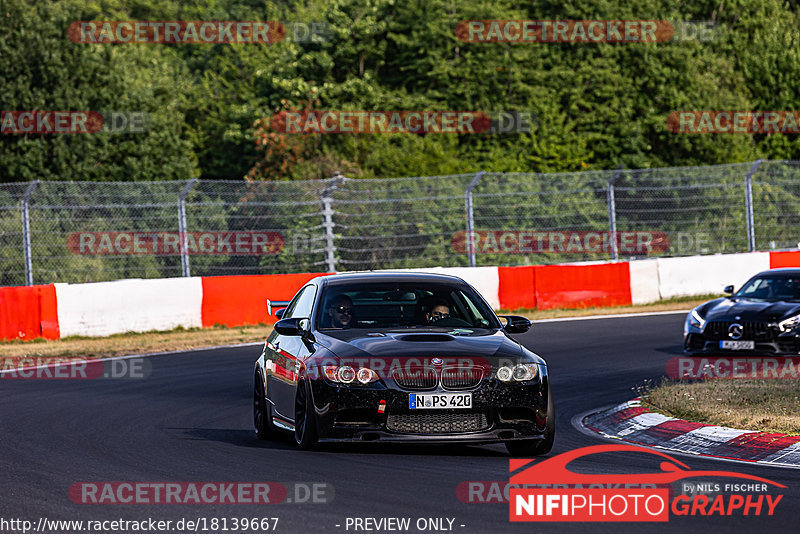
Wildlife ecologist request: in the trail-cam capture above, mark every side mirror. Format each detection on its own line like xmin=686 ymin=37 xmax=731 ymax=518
xmin=274 ymin=317 xmax=307 ymax=336
xmin=275 ymin=308 xmax=287 ymax=319
xmin=724 ymin=285 xmax=735 ymax=295
xmin=499 ymin=315 xmax=532 ymax=334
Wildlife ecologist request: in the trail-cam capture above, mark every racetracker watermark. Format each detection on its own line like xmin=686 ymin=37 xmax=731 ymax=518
xmin=1 ymin=111 xmax=149 ymax=134
xmin=0 ymin=357 xmax=150 ymax=380
xmin=68 ymin=21 xmax=285 ymax=44
xmin=507 ymin=444 xmax=784 ymax=522
xmin=67 ymin=231 xmax=285 ymax=256
xmin=283 ymin=22 xmax=332 ymax=42
xmin=667 ymin=356 xmax=800 ymax=380
xmin=269 ymin=110 xmax=534 ymax=134
xmin=451 ymin=231 xmax=669 ymax=255
xmin=280 ymin=356 xmax=496 ymax=383
xmin=667 ymin=111 xmax=800 ymax=134
xmin=456 ymin=20 xmax=722 ymax=44
xmin=292 ymin=231 xmax=710 ymax=256
xmin=69 ymin=482 xmax=332 ymax=504
xmin=456 ymin=481 xmax=657 ymax=504
xmin=1 ymin=518 xmax=278 ymax=533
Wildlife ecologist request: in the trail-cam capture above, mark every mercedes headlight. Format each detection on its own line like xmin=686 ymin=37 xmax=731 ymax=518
xmin=688 ymin=308 xmax=706 ymax=329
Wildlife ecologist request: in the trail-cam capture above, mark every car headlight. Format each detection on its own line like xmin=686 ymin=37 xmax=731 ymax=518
xmin=497 ymin=363 xmax=538 ymax=382
xmin=688 ymin=308 xmax=706 ymax=329
xmin=496 ymin=366 xmax=512 ymax=381
xmin=779 ymin=314 xmax=800 ymax=332
xmin=337 ymin=366 xmax=356 ymax=383
xmin=356 ymin=367 xmax=379 ymax=384
xmin=322 ymin=365 xmax=379 ymax=384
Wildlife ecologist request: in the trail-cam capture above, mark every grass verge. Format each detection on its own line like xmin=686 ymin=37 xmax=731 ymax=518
xmin=0 ymin=324 xmax=271 ymax=360
xmin=642 ymin=379 xmax=800 ymax=435
xmin=0 ymin=294 xmax=714 ymax=361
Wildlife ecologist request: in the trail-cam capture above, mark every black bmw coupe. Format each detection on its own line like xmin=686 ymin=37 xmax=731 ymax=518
xmin=684 ymin=268 xmax=800 ymax=355
xmin=253 ymin=272 xmax=554 ymax=455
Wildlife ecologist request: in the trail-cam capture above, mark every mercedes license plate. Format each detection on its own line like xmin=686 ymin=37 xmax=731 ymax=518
xmin=719 ymin=340 xmax=755 ymax=350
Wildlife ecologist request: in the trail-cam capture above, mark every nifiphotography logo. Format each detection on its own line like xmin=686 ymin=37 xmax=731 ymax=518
xmin=509 ymin=444 xmax=785 ymax=522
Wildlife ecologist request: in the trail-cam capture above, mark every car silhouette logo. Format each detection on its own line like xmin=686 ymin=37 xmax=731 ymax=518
xmin=728 ymin=323 xmax=744 ymax=340
xmin=509 ymin=444 xmax=785 ymax=487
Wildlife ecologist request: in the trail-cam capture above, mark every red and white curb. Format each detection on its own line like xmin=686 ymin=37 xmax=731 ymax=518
xmin=582 ymin=398 xmax=800 ymax=468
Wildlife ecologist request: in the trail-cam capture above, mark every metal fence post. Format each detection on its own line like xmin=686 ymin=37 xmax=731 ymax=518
xmin=21 ymin=180 xmax=39 ymax=286
xmin=322 ymin=173 xmax=344 ymax=273
xmin=606 ymin=165 xmax=624 ymax=261
xmin=465 ymin=171 xmax=485 ymax=267
xmin=744 ymin=159 xmax=763 ymax=252
xmin=178 ymin=178 xmax=198 ymax=277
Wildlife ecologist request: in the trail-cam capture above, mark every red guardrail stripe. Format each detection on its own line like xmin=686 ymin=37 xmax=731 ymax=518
xmin=38 ymin=284 xmax=60 ymax=339
xmin=0 ymin=285 xmax=60 ymax=340
xmin=498 ymin=265 xmax=536 ymax=310
xmin=200 ymin=273 xmax=329 ymax=327
xmin=770 ymin=250 xmax=800 ymax=268
xmin=533 ymin=262 xmax=632 ymax=310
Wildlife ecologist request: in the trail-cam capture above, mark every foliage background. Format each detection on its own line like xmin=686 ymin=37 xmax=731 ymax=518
xmin=2 ymin=0 xmax=800 ymax=182
xmin=2 ymin=1 xmax=800 ymax=284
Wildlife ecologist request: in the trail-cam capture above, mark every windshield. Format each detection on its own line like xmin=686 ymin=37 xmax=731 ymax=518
xmin=316 ymin=281 xmax=501 ymax=330
xmin=734 ymin=275 xmax=800 ymax=301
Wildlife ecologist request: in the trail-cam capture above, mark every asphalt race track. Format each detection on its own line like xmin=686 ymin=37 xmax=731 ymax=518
xmin=3 ymin=313 xmax=800 ymax=533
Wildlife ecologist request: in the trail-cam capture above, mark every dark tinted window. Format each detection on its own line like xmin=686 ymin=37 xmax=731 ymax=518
xmin=316 ymin=281 xmax=500 ymax=330
xmin=735 ymin=275 xmax=800 ymax=301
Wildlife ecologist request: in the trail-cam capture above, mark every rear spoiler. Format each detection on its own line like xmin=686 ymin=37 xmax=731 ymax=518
xmin=266 ymin=299 xmax=291 ymax=316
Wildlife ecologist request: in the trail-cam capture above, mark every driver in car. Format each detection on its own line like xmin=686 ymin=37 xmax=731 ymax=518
xmin=425 ymin=299 xmax=450 ymax=324
xmin=327 ymin=295 xmax=354 ymax=328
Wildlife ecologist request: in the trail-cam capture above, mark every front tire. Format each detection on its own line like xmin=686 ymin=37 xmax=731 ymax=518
xmin=506 ymin=386 xmax=555 ymax=456
xmin=294 ymin=378 xmax=319 ymax=450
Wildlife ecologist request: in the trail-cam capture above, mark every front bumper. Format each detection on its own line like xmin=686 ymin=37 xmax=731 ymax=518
xmin=318 ymin=429 xmax=545 ymax=444
xmin=684 ymin=332 xmax=800 ymax=355
xmin=309 ymin=375 xmax=551 ymax=444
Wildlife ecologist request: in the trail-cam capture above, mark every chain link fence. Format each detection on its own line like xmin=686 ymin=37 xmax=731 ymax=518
xmin=2 ymin=160 xmax=800 ymax=287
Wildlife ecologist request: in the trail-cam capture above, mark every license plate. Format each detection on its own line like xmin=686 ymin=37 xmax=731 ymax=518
xmin=409 ymin=393 xmax=472 ymax=409
xmin=719 ymin=340 xmax=755 ymax=350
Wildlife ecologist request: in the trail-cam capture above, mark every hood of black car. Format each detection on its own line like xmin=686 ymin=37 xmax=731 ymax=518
xmin=705 ymin=298 xmax=800 ymax=322
xmin=315 ymin=329 xmax=534 ymax=366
